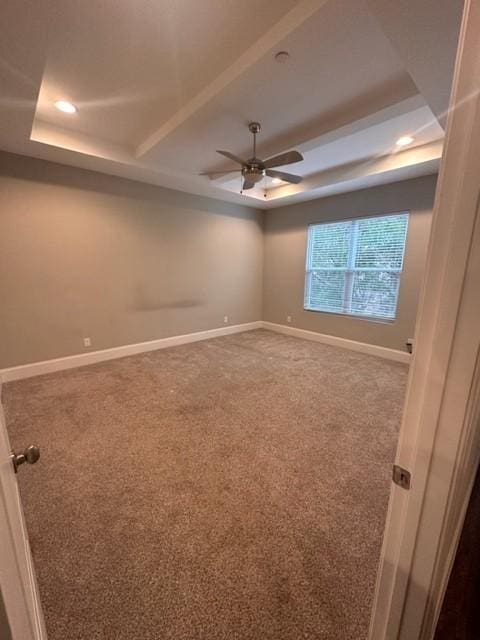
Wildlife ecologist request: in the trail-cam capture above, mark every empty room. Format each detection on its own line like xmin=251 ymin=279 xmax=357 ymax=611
xmin=2 ymin=1 xmax=480 ymax=639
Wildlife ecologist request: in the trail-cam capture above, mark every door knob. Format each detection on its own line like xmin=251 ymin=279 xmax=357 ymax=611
xmin=11 ymin=445 xmax=40 ymax=473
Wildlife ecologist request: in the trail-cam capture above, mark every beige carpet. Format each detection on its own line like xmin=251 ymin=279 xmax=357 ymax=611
xmin=3 ymin=329 xmax=407 ymax=640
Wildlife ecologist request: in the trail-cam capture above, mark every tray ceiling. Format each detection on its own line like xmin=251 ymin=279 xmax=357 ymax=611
xmin=0 ymin=0 xmax=463 ymax=208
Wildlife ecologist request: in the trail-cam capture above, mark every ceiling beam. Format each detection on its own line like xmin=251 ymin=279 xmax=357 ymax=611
xmin=265 ymin=139 xmax=443 ymax=204
xmin=135 ymin=0 xmax=328 ymax=159
xmin=209 ymin=94 xmax=428 ymax=186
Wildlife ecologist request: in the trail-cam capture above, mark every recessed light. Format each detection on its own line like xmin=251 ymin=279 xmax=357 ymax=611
xmin=55 ymin=100 xmax=77 ymax=114
xmin=271 ymin=177 xmax=283 ymax=184
xmin=396 ymin=135 xmax=414 ymax=147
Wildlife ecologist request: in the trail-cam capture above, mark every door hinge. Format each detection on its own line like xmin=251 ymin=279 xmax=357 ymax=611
xmin=392 ymin=464 xmax=411 ymax=490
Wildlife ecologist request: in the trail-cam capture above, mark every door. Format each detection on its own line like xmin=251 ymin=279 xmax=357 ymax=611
xmin=369 ymin=0 xmax=480 ymax=637
xmin=0 ymin=393 xmax=46 ymax=639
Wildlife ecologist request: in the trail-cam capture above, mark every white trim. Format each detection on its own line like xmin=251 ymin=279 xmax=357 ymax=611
xmin=262 ymin=321 xmax=411 ymax=363
xmin=0 ymin=319 xmax=410 ymax=384
xmin=0 ymin=322 xmax=262 ymax=382
xmin=0 ymin=387 xmax=47 ymax=640
xmin=369 ymin=1 xmax=480 ymax=637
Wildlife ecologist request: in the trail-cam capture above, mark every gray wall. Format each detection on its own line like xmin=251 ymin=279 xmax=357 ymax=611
xmin=263 ymin=175 xmax=437 ymax=351
xmin=0 ymin=151 xmax=436 ymax=368
xmin=0 ymin=152 xmax=263 ymax=368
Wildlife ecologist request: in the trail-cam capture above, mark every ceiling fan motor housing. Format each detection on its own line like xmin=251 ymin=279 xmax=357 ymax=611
xmin=242 ymin=165 xmax=264 ymax=184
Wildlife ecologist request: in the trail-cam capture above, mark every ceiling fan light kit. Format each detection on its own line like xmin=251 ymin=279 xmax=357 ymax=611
xmin=208 ymin=122 xmax=304 ymax=193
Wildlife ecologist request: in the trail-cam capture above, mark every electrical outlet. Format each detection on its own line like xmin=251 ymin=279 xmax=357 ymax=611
xmin=223 ymin=315 xmax=229 ymax=324
xmin=287 ymin=315 xmax=292 ymax=324
xmin=83 ymin=337 xmax=91 ymax=348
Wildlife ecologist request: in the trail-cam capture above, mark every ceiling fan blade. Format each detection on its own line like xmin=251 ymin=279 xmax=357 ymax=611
xmin=266 ymin=169 xmax=302 ymax=184
xmin=216 ymin=150 xmax=247 ymax=165
xmin=263 ymin=150 xmax=303 ymax=169
xmin=242 ymin=180 xmax=255 ymax=191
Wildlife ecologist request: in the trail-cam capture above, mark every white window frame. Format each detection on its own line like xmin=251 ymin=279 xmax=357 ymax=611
xmin=304 ymin=211 xmax=409 ymax=322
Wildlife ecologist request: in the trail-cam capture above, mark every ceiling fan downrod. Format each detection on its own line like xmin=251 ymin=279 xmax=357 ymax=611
xmin=248 ymin=122 xmax=261 ymax=160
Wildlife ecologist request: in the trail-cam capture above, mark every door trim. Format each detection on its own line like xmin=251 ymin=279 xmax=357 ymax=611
xmin=369 ymin=0 xmax=480 ymax=637
xmin=0 ymin=384 xmax=47 ymax=639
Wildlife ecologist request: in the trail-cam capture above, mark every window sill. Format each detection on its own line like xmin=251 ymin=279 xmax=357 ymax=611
xmin=303 ymin=307 xmax=395 ymax=325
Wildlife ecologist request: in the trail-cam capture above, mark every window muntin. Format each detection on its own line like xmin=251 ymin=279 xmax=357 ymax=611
xmin=304 ymin=213 xmax=409 ymax=321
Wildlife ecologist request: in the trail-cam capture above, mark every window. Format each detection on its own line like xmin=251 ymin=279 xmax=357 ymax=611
xmin=304 ymin=212 xmax=409 ymax=321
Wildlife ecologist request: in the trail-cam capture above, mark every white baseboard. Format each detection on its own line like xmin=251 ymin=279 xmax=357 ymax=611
xmin=262 ymin=321 xmax=411 ymax=364
xmin=0 ymin=321 xmax=263 ymax=383
xmin=0 ymin=319 xmax=409 ymax=382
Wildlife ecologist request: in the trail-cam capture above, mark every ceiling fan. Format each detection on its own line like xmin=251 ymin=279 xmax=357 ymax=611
xmin=202 ymin=122 xmax=304 ymax=191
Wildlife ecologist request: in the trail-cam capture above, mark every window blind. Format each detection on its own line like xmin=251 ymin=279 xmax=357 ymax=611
xmin=304 ymin=213 xmax=409 ymax=320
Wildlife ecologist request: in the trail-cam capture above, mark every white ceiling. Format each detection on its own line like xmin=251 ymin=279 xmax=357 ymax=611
xmin=35 ymin=0 xmax=299 ymax=147
xmin=0 ymin=0 xmax=463 ymax=209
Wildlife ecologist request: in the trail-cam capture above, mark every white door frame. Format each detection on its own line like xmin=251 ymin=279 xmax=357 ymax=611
xmin=0 ymin=387 xmax=47 ymax=640
xmin=369 ymin=0 xmax=480 ymax=638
